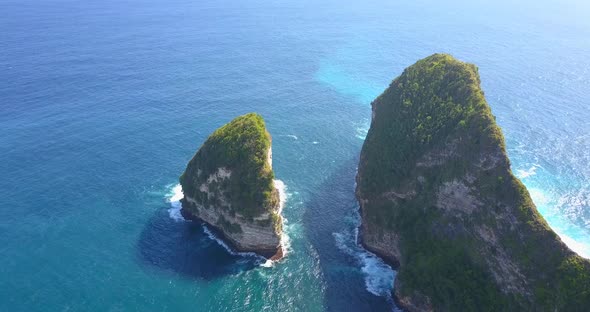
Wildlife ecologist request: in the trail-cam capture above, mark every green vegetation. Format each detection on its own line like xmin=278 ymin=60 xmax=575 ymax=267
xmin=180 ymin=113 xmax=280 ymax=222
xmin=358 ymin=54 xmax=590 ymax=311
xmin=359 ymin=53 xmax=503 ymax=197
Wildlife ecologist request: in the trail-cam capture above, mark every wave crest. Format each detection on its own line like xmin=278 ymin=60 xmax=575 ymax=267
xmin=165 ymin=180 xmax=291 ymax=266
xmin=166 ymin=184 xmax=185 ymax=222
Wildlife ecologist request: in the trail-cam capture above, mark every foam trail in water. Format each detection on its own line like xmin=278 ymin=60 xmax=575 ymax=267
xmin=333 ymin=221 xmax=395 ymax=299
xmin=165 ymin=181 xmax=290 ymax=265
xmin=528 ymin=187 xmax=590 ymax=259
xmin=167 ymin=184 xmax=185 ymax=222
xmin=275 ymin=179 xmax=287 ymax=212
xmin=261 ymin=180 xmax=291 ymax=267
xmin=516 ymin=165 xmax=539 ymax=179
xmin=354 ymin=118 xmax=370 ymax=140
xmin=280 ymin=134 xmax=298 ymax=140
xmin=559 ymin=233 xmax=590 ymax=258
xmin=201 ymin=225 xmax=263 ymax=259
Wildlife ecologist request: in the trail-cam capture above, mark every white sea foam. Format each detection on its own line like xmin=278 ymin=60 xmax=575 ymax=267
xmin=275 ymin=179 xmax=287 ymax=212
xmin=527 ymin=187 xmax=590 ymax=259
xmin=262 ymin=180 xmax=291 ymax=267
xmin=333 ymin=232 xmax=353 ymax=254
xmin=259 ymin=259 xmax=275 ymax=268
xmin=167 ymin=184 xmax=185 ymax=222
xmin=358 ymin=249 xmax=396 ymax=297
xmin=558 ymin=233 xmax=590 ymax=259
xmin=201 ymin=225 xmax=262 ymax=259
xmin=312 ymin=141 xmax=319 ymax=145
xmin=354 ymin=119 xmax=370 ymax=140
xmin=556 ymin=188 xmax=590 ymax=222
xmin=508 ymin=131 xmax=590 ymax=261
xmin=165 ymin=180 xmax=290 ymax=266
xmin=528 ymin=187 xmax=550 ymax=206
xmin=333 ymin=225 xmax=395 ymax=298
xmin=284 ymin=134 xmax=298 ymax=140
xmin=516 ymin=165 xmax=539 ymax=179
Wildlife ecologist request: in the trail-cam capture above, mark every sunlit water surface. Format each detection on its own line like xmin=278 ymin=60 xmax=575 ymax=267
xmin=1 ymin=0 xmax=589 ymax=310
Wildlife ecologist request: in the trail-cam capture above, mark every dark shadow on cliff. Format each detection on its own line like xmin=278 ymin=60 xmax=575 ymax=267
xmin=301 ymin=157 xmax=400 ymax=312
xmin=136 ymin=206 xmax=260 ymax=280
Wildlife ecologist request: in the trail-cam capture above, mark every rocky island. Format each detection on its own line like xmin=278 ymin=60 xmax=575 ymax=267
xmin=180 ymin=113 xmax=283 ymax=259
xmin=356 ymin=54 xmax=590 ymax=311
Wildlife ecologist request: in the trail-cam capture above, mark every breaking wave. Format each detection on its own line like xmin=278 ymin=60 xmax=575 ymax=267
xmin=261 ymin=179 xmax=292 ymax=267
xmin=508 ymin=132 xmax=590 ymax=260
xmin=354 ymin=118 xmax=370 ymax=140
xmin=332 ymin=203 xmax=395 ymax=300
xmin=333 ymin=229 xmax=395 ymax=298
xmin=165 ymin=180 xmax=291 ymax=265
xmin=559 ymin=233 xmax=590 ymax=259
xmin=201 ymin=225 xmax=262 ymax=259
xmin=528 ymin=186 xmax=590 ymax=259
xmin=516 ymin=165 xmax=540 ymax=179
xmin=166 ymin=184 xmax=184 ymax=222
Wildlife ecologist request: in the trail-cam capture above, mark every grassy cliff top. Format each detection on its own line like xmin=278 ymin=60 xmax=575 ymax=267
xmin=357 ymin=54 xmax=590 ymax=311
xmin=180 ymin=113 xmax=278 ymax=218
xmin=360 ymin=53 xmax=505 ymax=196
xmin=203 ymin=113 xmax=271 ymax=168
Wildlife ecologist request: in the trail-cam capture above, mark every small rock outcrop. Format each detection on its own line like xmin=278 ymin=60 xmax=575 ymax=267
xmin=356 ymin=54 xmax=590 ymax=311
xmin=180 ymin=113 xmax=283 ymax=259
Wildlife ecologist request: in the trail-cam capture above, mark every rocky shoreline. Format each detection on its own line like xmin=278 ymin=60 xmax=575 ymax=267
xmin=355 ymin=54 xmax=590 ymax=310
xmin=180 ymin=204 xmax=284 ymax=260
xmin=179 ymin=113 xmax=284 ymax=260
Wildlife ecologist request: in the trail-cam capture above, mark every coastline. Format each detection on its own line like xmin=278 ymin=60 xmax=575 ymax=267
xmin=357 ymin=215 xmax=431 ymax=312
xmin=180 ymin=206 xmax=283 ymax=259
xmin=179 ymin=183 xmax=285 ymax=260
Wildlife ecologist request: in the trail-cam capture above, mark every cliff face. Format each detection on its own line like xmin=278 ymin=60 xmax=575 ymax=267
xmin=356 ymin=54 xmax=590 ymax=311
xmin=180 ymin=113 xmax=283 ymax=259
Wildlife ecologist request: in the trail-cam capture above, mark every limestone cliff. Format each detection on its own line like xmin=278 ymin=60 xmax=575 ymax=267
xmin=356 ymin=54 xmax=590 ymax=311
xmin=180 ymin=113 xmax=283 ymax=259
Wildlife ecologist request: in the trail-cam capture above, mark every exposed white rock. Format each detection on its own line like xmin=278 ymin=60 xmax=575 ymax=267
xmin=184 ymin=194 xmax=281 ymax=252
xmin=436 ymin=180 xmax=482 ymax=214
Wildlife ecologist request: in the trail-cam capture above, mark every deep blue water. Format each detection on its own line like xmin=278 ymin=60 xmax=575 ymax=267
xmin=1 ymin=0 xmax=589 ymax=311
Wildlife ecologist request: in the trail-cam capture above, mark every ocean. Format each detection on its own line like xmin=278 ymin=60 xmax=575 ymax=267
xmin=1 ymin=0 xmax=589 ymax=311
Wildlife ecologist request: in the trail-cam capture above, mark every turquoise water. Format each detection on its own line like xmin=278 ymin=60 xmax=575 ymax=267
xmin=1 ymin=0 xmax=589 ymax=310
